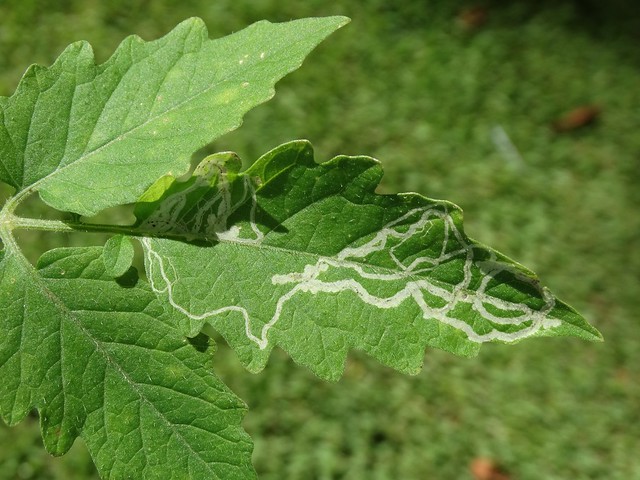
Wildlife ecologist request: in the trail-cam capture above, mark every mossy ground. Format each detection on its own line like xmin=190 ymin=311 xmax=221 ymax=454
xmin=1 ymin=1 xmax=639 ymax=478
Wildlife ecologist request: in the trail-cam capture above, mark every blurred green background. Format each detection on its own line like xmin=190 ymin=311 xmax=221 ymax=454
xmin=1 ymin=1 xmax=639 ymax=479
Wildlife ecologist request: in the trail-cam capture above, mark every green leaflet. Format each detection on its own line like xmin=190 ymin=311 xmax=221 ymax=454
xmin=0 ymin=246 xmax=255 ymax=479
xmin=138 ymin=141 xmax=602 ymax=381
xmin=0 ymin=16 xmax=348 ymax=216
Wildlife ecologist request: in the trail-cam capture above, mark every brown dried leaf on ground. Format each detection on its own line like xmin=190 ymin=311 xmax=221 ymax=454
xmin=470 ymin=457 xmax=511 ymax=480
xmin=457 ymin=6 xmax=489 ymax=30
xmin=552 ymin=105 xmax=601 ymax=132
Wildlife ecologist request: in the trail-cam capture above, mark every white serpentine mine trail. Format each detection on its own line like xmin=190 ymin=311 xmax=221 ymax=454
xmin=140 ymin=165 xmax=561 ymax=350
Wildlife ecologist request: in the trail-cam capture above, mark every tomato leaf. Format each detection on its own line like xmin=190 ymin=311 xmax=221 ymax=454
xmin=139 ymin=141 xmax=602 ymax=381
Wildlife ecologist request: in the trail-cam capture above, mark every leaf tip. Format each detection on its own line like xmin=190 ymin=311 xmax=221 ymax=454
xmin=331 ymin=15 xmax=352 ymax=28
xmin=582 ymin=323 xmax=604 ymax=343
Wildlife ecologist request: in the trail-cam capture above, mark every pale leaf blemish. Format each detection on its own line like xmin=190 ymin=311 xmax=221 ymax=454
xmin=212 ymin=87 xmax=240 ymax=105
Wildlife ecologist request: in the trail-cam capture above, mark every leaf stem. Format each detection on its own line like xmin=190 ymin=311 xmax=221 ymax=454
xmin=4 ymin=215 xmax=200 ymax=241
xmin=7 ymin=216 xmax=129 ymax=234
xmin=1 ymin=191 xmax=211 ymax=243
xmin=5 ymin=214 xmax=222 ymax=247
xmin=1 ymin=187 xmax=138 ymax=239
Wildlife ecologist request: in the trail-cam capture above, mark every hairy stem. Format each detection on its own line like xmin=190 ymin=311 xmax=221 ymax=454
xmin=2 ymin=215 xmax=208 ymax=242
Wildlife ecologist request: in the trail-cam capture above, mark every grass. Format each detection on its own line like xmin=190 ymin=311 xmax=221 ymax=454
xmin=1 ymin=0 xmax=639 ymax=478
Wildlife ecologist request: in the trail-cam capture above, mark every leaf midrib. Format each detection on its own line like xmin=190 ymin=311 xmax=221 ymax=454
xmin=158 ymin=229 xmax=466 ymax=293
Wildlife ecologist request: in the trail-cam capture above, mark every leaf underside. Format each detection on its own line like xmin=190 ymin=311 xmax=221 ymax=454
xmin=138 ymin=140 xmax=602 ymax=381
xmin=0 ymin=247 xmax=255 ymax=479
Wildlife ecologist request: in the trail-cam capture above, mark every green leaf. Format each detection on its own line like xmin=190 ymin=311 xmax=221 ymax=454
xmin=103 ymin=234 xmax=135 ymax=277
xmin=0 ymin=16 xmax=349 ymax=216
xmin=138 ymin=141 xmax=602 ymax=381
xmin=0 ymin=246 xmax=255 ymax=479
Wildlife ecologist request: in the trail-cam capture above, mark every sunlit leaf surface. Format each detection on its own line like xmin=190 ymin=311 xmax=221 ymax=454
xmin=139 ymin=141 xmax=601 ymax=381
